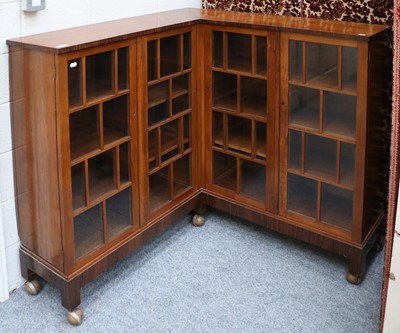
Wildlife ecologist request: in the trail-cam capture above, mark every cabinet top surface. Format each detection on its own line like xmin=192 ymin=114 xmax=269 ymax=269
xmin=7 ymin=8 xmax=389 ymax=53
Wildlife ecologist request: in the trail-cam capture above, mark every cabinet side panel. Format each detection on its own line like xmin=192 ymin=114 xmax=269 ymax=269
xmin=9 ymin=47 xmax=63 ymax=270
xmin=363 ymin=32 xmax=392 ymax=239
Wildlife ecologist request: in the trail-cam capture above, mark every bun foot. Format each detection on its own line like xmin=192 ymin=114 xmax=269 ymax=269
xmin=192 ymin=214 xmax=205 ymax=227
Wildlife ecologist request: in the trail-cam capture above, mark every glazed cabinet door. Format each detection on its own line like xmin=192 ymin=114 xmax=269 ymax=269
xmin=279 ymin=33 xmax=368 ymax=242
xmin=137 ymin=27 xmax=199 ymax=225
xmin=58 ymin=40 xmax=140 ymax=272
xmin=205 ymin=26 xmax=279 ymax=212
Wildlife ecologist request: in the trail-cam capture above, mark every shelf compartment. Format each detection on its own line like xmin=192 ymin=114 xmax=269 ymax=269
xmin=71 ymin=162 xmax=86 ymax=211
xmin=213 ymin=71 xmax=237 ymax=112
xmin=240 ymin=160 xmax=266 ymax=202
xmin=106 ymin=188 xmax=133 ymax=240
xmin=183 ymin=32 xmax=191 ymax=70
xmin=173 ymin=154 xmax=192 ymax=198
xmin=148 ymin=39 xmax=158 ymax=82
xmin=86 ymin=51 xmax=114 ymax=103
xmin=213 ymin=151 xmax=237 ymax=192
xmin=172 ymin=74 xmax=191 ymax=115
xmin=213 ymin=31 xmax=223 ymax=68
xmin=342 ymin=47 xmax=358 ymax=91
xmin=304 ymin=134 xmax=337 ymax=182
xmin=149 ymin=165 xmax=171 ymax=213
xmin=256 ymin=36 xmax=267 ymax=76
xmin=68 ymin=58 xmax=83 ymax=108
xmin=240 ymin=76 xmax=267 ymax=118
xmin=74 ymin=203 xmax=104 ymax=260
xmin=227 ymin=32 xmax=252 ymax=73
xmin=160 ymin=35 xmax=181 ymax=77
xmin=288 ymin=129 xmax=302 ymax=171
xmin=287 ymin=173 xmax=318 ymax=219
xmin=320 ymin=184 xmax=353 ymax=231
xmin=88 ymin=149 xmax=117 ymax=202
xmin=70 ymin=105 xmax=100 ymax=161
xmin=323 ymin=92 xmax=356 ymax=140
xmin=148 ymin=128 xmax=159 ymax=170
xmin=306 ymin=42 xmax=338 ymax=89
xmin=117 ymin=47 xmax=129 ymax=91
xmin=103 ymin=95 xmax=129 ymax=146
xmin=339 ymin=142 xmax=355 ymax=189
xmin=289 ymin=85 xmax=320 ymax=131
xmin=212 ymin=111 xmax=224 ymax=149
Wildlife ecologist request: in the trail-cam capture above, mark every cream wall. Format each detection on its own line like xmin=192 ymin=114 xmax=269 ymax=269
xmin=0 ymin=0 xmax=201 ymax=302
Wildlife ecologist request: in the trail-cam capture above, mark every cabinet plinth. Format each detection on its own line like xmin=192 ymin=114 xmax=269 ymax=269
xmin=7 ymin=8 xmax=391 ymax=323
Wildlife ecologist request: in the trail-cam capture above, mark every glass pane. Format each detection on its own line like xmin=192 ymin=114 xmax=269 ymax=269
xmin=323 ymin=92 xmax=356 ymax=140
xmin=88 ymin=149 xmax=116 ymax=202
xmin=256 ymin=36 xmax=267 ymax=76
xmin=183 ymin=114 xmax=191 ymax=151
xmin=227 ymin=116 xmax=251 ymax=157
xmin=172 ymin=74 xmax=190 ymax=115
xmin=117 ymin=47 xmax=129 ymax=91
xmin=106 ymin=188 xmax=132 ymax=240
xmin=148 ymin=81 xmax=169 ymax=127
xmin=287 ymin=173 xmax=317 ymax=219
xmin=306 ymin=42 xmax=338 ymax=88
xmin=321 ymin=184 xmax=353 ymax=231
xmin=148 ymin=128 xmax=159 ymax=170
xmin=161 ymin=119 xmax=179 ymax=163
xmin=227 ymin=33 xmax=252 ymax=72
xmin=148 ymin=40 xmax=158 ymax=81
xmin=183 ymin=32 xmax=191 ymax=70
xmin=289 ymin=40 xmax=303 ymax=82
xmin=119 ymin=142 xmax=130 ymax=185
xmin=74 ymin=204 xmax=103 ymax=259
xmin=213 ymin=151 xmax=236 ymax=192
xmin=212 ymin=111 xmax=223 ymax=148
xmin=289 ymin=85 xmax=320 ymax=131
xmin=69 ymin=106 xmax=100 ymax=160
xmin=173 ymin=154 xmax=192 ymax=198
xmin=305 ymin=134 xmax=336 ymax=182
xmin=160 ymin=35 xmax=180 ymax=77
xmin=68 ymin=58 xmax=82 ymax=108
xmin=240 ymin=77 xmax=267 ymax=118
xmin=342 ymin=47 xmax=358 ymax=91
xmin=340 ymin=142 xmax=355 ymax=188
xmin=71 ymin=163 xmax=85 ymax=211
xmin=86 ymin=51 xmax=113 ymax=102
xmin=213 ymin=31 xmax=223 ymax=68
xmin=213 ymin=72 xmax=237 ymax=112
xmin=103 ymin=95 xmax=129 ymax=145
xmin=288 ymin=130 xmax=302 ymax=171
xmin=240 ymin=160 xmax=266 ymax=202
xmin=150 ymin=166 xmax=171 ymax=213
xmin=255 ymin=122 xmax=267 ymax=161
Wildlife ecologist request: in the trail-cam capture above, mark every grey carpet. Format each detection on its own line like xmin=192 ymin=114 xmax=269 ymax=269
xmin=0 ymin=211 xmax=383 ymax=333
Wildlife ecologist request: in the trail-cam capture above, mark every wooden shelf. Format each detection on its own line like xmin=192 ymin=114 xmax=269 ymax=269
xmin=214 ymin=134 xmax=266 ymax=160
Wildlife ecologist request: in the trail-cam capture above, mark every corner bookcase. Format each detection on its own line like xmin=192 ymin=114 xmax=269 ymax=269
xmin=7 ymin=8 xmax=391 ymax=325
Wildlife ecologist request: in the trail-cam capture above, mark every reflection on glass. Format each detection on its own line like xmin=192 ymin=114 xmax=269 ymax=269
xmin=289 ymin=40 xmax=303 ymax=82
xmin=149 ymin=166 xmax=171 ymax=213
xmin=119 ymin=142 xmax=130 ymax=185
xmin=148 ymin=40 xmax=158 ymax=81
xmin=68 ymin=58 xmax=82 ymax=108
xmin=340 ymin=142 xmax=355 ymax=188
xmin=118 ymin=47 xmax=129 ymax=91
xmin=306 ymin=42 xmax=338 ymax=88
xmin=213 ymin=72 xmax=237 ymax=112
xmin=106 ymin=189 xmax=132 ymax=240
xmin=173 ymin=155 xmax=192 ymax=198
xmin=160 ymin=35 xmax=180 ymax=77
xmin=289 ymin=85 xmax=320 ymax=131
xmin=240 ymin=77 xmax=267 ymax=117
xmin=103 ymin=95 xmax=129 ymax=145
xmin=213 ymin=151 xmax=236 ymax=192
xmin=71 ymin=163 xmax=85 ymax=211
xmin=256 ymin=36 xmax=267 ymax=76
xmin=213 ymin=31 xmax=223 ymax=68
xmin=74 ymin=204 xmax=103 ymax=259
xmin=240 ymin=160 xmax=266 ymax=202
xmin=288 ymin=130 xmax=302 ymax=171
xmin=227 ymin=32 xmax=252 ymax=72
xmin=287 ymin=173 xmax=317 ymax=219
xmin=86 ymin=51 xmax=113 ymax=102
xmin=321 ymin=184 xmax=353 ymax=230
